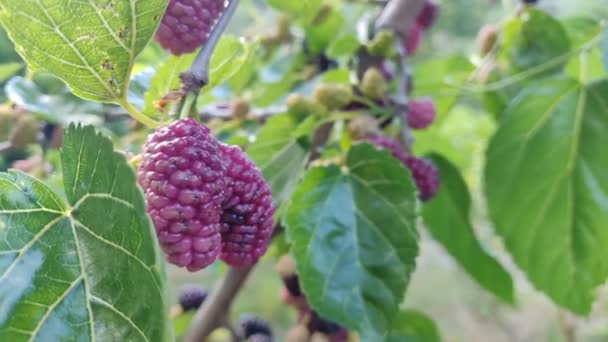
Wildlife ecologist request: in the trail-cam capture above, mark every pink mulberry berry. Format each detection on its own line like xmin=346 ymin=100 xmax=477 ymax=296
xmin=365 ymin=135 xmax=439 ymax=201
xmin=406 ymin=98 xmax=436 ymax=130
xmin=219 ymin=144 xmax=275 ymax=267
xmin=404 ymin=22 xmax=423 ymax=56
xmin=416 ymin=0 xmax=439 ymax=30
xmin=404 ymin=156 xmax=439 ymax=201
xmin=138 ymin=119 xmax=225 ymax=271
xmin=155 ymin=0 xmax=226 ymax=55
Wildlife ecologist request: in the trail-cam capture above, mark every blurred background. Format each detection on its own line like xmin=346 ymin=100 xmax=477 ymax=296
xmin=1 ymin=0 xmax=607 ymax=341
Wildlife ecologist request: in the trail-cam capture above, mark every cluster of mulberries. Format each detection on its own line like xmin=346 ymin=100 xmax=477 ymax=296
xmin=138 ymin=119 xmax=274 ymax=271
xmin=155 ymin=0 xmax=226 ymax=55
xmin=404 ymin=0 xmax=438 ymax=55
xmin=276 ymin=256 xmax=350 ymax=342
xmin=366 ymin=135 xmax=439 ymax=202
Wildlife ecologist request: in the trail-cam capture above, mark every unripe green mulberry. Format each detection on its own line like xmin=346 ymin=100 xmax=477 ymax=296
xmin=348 ymin=115 xmax=380 ymax=140
xmin=286 ymin=94 xmax=328 ymax=117
xmin=313 ymin=84 xmax=352 ymax=110
xmin=360 ymin=68 xmax=388 ymax=100
xmin=367 ymin=30 xmax=395 ymax=57
xmin=9 ymin=116 xmax=38 ymax=150
xmin=231 ymin=99 xmax=250 ymax=120
xmin=476 ymin=24 xmax=498 ymax=56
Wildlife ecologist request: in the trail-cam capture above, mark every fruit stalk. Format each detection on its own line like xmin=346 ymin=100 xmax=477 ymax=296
xmin=180 ymin=0 xmax=241 ymax=94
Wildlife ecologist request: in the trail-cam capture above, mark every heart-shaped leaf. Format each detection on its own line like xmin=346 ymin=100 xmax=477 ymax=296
xmin=285 ymin=143 xmax=418 ymax=339
xmin=423 ymin=154 xmax=513 ymax=302
xmin=485 ymin=77 xmax=608 ymax=314
xmin=0 ymin=125 xmax=168 ymax=340
xmin=0 ymin=0 xmax=167 ymax=102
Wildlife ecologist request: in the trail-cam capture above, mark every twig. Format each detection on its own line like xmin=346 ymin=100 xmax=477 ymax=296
xmin=180 ymin=0 xmax=241 ymax=94
xmin=184 ymin=265 xmax=254 ymax=342
xmin=375 ymin=0 xmax=426 ymax=34
xmin=0 ymin=141 xmax=11 ymax=154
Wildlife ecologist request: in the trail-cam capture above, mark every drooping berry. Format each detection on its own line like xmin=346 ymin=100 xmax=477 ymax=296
xmin=276 ymin=255 xmax=302 ymax=297
xmin=406 ymin=98 xmax=436 ymax=130
xmin=365 ymin=135 xmax=440 ymax=201
xmin=239 ymin=314 xmax=273 ymax=339
xmin=286 ymin=94 xmax=328 ymax=118
xmin=155 ymin=0 xmax=226 ymax=55
xmin=138 ymin=119 xmax=225 ymax=271
xmin=404 ymin=156 xmax=439 ymax=201
xmin=476 ymin=24 xmax=498 ymax=56
xmin=365 ymin=135 xmax=409 ymax=165
xmin=367 ymin=30 xmax=395 ymax=57
xmin=178 ymin=284 xmax=208 ymax=311
xmin=416 ymin=0 xmax=439 ymax=30
xmin=360 ymin=68 xmax=388 ymax=100
xmin=313 ymin=84 xmax=353 ymax=110
xmin=404 ymin=22 xmax=423 ymax=56
xmin=231 ymin=99 xmax=250 ymax=120
xmin=219 ymin=144 xmax=275 ymax=267
xmin=310 ymin=332 xmax=331 ymax=342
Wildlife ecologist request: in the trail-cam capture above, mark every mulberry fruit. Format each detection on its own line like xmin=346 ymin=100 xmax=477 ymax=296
xmin=313 ymin=84 xmax=353 ymax=110
xmin=155 ymin=0 xmax=226 ymax=55
xmin=239 ymin=314 xmax=273 ymax=339
xmin=404 ymin=22 xmax=423 ymax=56
xmin=286 ymin=94 xmax=328 ymax=118
xmin=219 ymin=144 xmax=275 ymax=267
xmin=348 ymin=115 xmax=380 ymax=140
xmin=404 ymin=156 xmax=439 ymax=201
xmin=406 ymin=98 xmax=436 ymax=130
xmin=286 ymin=325 xmax=310 ymax=342
xmin=178 ymin=284 xmax=208 ymax=311
xmin=138 ymin=119 xmax=226 ymax=271
xmin=365 ymin=135 xmax=439 ymax=201
xmin=416 ymin=0 xmax=438 ymax=30
xmin=360 ymin=68 xmax=388 ymax=100
xmin=476 ymin=24 xmax=498 ymax=56
xmin=309 ymin=311 xmax=342 ymax=334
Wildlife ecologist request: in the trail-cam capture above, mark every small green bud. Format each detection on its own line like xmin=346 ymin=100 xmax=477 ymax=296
xmin=312 ymin=84 xmax=352 ymax=110
xmin=360 ymin=68 xmax=388 ymax=99
xmin=367 ymin=30 xmax=395 ymax=57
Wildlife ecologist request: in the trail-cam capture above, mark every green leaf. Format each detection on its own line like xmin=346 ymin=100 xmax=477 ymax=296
xmin=0 ymin=125 xmax=168 ymax=340
xmin=0 ymin=0 xmax=167 ymax=102
xmin=143 ymin=53 xmax=196 ymax=118
xmin=601 ymin=28 xmax=608 ymax=72
xmin=485 ymin=77 xmax=608 ymax=314
xmin=423 ymin=154 xmax=513 ymax=302
xmin=5 ymin=76 xmax=103 ymax=126
xmin=386 ymin=310 xmax=441 ymax=342
xmin=285 ymin=143 xmax=418 ymax=339
xmin=0 ymin=62 xmax=21 ymax=83
xmin=501 ymin=9 xmax=571 ymax=72
xmin=205 ymin=35 xmax=257 ymax=92
xmin=247 ymin=114 xmax=311 ymax=209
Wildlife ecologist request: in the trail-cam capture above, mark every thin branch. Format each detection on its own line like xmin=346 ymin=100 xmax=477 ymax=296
xmin=180 ymin=0 xmax=241 ymax=94
xmin=184 ymin=265 xmax=254 ymax=342
xmin=375 ymin=0 xmax=425 ymax=34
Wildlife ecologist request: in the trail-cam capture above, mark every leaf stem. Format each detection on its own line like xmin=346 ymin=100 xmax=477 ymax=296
xmin=180 ymin=0 xmax=240 ymax=94
xmin=116 ymin=98 xmax=165 ymax=128
xmin=179 ymin=92 xmax=198 ymax=120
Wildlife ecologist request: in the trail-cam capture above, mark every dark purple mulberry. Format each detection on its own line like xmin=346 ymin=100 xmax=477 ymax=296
xmin=416 ymin=0 xmax=439 ymax=30
xmin=406 ymin=98 xmax=436 ymax=130
xmin=178 ymin=284 xmax=208 ymax=311
xmin=155 ymin=0 xmax=226 ymax=55
xmin=219 ymin=144 xmax=275 ymax=267
xmin=404 ymin=22 xmax=423 ymax=56
xmin=239 ymin=314 xmax=273 ymax=339
xmin=365 ymin=135 xmax=439 ymax=201
xmin=138 ymin=119 xmax=225 ymax=271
